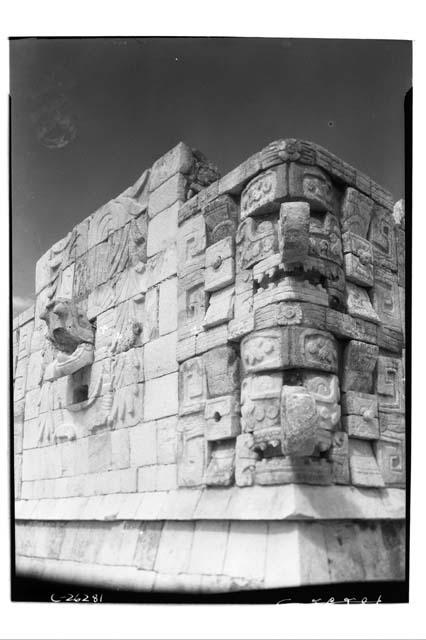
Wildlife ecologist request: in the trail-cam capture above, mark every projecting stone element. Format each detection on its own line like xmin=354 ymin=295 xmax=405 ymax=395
xmin=240 ymin=165 xmax=287 ymax=219
xmin=376 ymin=356 xmax=405 ymax=414
xmin=309 ymin=213 xmax=343 ymax=265
xmin=278 ymin=202 xmax=310 ymax=265
xmin=205 ymin=440 xmax=235 ymax=487
xmin=235 ymin=433 xmax=258 ymax=487
xmin=348 ymin=439 xmax=385 ymax=487
xmin=241 ymin=373 xmax=282 ymax=447
xmin=280 ymin=385 xmax=318 ymax=456
xmin=302 ymin=373 xmax=341 ymax=432
xmin=205 ymin=237 xmax=235 ymax=292
xmin=287 ymin=163 xmax=338 ymax=213
xmin=241 ymin=327 xmax=338 ymax=374
xmin=204 ymin=395 xmax=240 ymax=441
xmin=371 ymin=267 xmax=402 ymax=330
xmin=255 ymin=456 xmax=333 ymax=485
xmin=341 ymin=188 xmax=374 ymax=238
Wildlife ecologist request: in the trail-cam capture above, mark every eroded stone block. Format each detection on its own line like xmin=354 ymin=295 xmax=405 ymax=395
xmin=205 ymin=237 xmax=235 ymax=292
xmin=240 ymin=164 xmax=287 ymax=219
xmin=204 ymin=395 xmax=240 ymax=441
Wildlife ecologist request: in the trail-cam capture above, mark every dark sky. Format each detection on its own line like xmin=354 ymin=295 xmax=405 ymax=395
xmin=10 ymin=37 xmax=411 ymax=313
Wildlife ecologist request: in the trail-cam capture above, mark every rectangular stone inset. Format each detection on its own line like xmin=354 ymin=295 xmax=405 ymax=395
xmin=348 ymin=439 xmax=384 ymax=487
xmin=144 ymin=372 xmax=178 ymax=421
xmin=204 ymin=395 xmax=240 ymax=441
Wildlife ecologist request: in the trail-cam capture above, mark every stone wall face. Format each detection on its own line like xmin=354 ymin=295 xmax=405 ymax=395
xmin=13 ymin=139 xmax=406 ymax=592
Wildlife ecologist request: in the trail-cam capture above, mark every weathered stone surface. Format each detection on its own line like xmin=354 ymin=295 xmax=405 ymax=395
xmin=203 ymin=346 xmax=239 ymax=398
xmin=205 ymin=237 xmax=235 ymax=292
xmin=177 ymin=213 xmax=206 ymax=276
xmin=143 ymin=286 xmax=159 ymax=344
xmin=342 ymin=415 xmax=379 ymax=440
xmin=179 ymin=356 xmax=206 ymax=415
xmin=255 ymin=456 xmax=333 ymax=485
xmin=241 ymin=327 xmax=338 ymax=374
xmin=376 ymin=356 xmax=405 ymax=413
xmin=147 ymin=202 xmax=179 ymax=257
xmin=342 ymin=232 xmax=374 ymax=287
xmin=341 ymin=188 xmax=374 ymax=238
xmin=371 ymin=267 xmax=401 ymax=330
xmin=288 ymin=163 xmax=338 ymax=213
xmin=345 ymin=282 xmax=380 ymax=324
xmin=278 ymin=201 xmax=310 ymax=265
xmin=177 ymin=270 xmax=206 ymax=339
xmin=280 ymin=385 xmax=318 ymax=456
xmin=144 ymin=332 xmax=177 ymax=380
xmin=368 ymin=205 xmax=397 ymax=271
xmin=240 ymin=164 xmax=287 ymax=219
xmin=150 ymin=142 xmax=193 ymax=192
xmin=204 ymin=395 xmax=240 ymax=441
xmin=374 ymin=437 xmax=405 ymax=486
xmin=204 ymin=195 xmax=239 ymax=246
xmin=342 ymin=340 xmax=379 ymax=393
xmin=148 ymin=174 xmax=186 ymax=219
xmin=205 ymin=440 xmax=235 ymax=486
xmin=177 ymin=414 xmax=206 ymax=487
xmin=203 ymin=286 xmax=234 ymax=329
xmin=349 ymin=439 xmax=384 ymax=487
xmin=144 ymin=372 xmax=178 ymax=421
xmin=236 ymin=216 xmax=278 ymax=270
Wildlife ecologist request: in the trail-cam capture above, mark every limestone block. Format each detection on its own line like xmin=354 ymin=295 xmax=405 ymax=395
xmin=109 ymin=382 xmax=144 ymax=430
xmin=157 ymin=416 xmax=178 ymax=464
xmin=204 ymin=395 xmax=240 ymax=441
xmin=348 ymin=439 xmax=384 ymax=487
xmin=342 ymin=415 xmax=379 ymax=440
xmin=302 ymin=372 xmax=341 ymax=432
xmin=205 ymin=237 xmax=235 ymax=292
xmin=204 ymin=195 xmax=239 ymax=246
xmin=240 ymin=373 xmax=281 ymax=444
xmin=374 ymin=437 xmax=405 ymax=486
xmin=228 ymin=315 xmax=255 ymax=342
xmin=188 ymin=521 xmax=229 ymax=575
xmin=203 ymin=286 xmax=234 ymax=329
xmin=24 ymin=387 xmax=41 ymax=421
xmin=69 ymin=218 xmax=90 ymax=260
xmin=379 ymin=412 xmax=405 ymax=439
xmin=73 ymin=253 xmax=90 ymax=299
xmin=111 ymin=429 xmax=130 ymax=469
xmin=223 ymin=521 xmax=267 ymax=581
xmin=146 ymin=244 xmax=177 ymax=287
xmin=148 ymin=174 xmax=186 ymax=219
xmin=137 ymin=466 xmax=157 ymax=491
xmin=14 ymin=357 xmax=28 ymax=402
xmin=14 ymin=454 xmax=22 ymax=498
xmin=17 ymin=321 xmax=34 ymax=361
xmin=376 ymin=356 xmax=405 ymax=413
xmin=156 ymin=464 xmax=178 ymax=491
xmin=236 ymin=216 xmax=278 ymax=271
xmin=308 ymin=213 xmax=343 ymax=265
xmin=177 ymin=270 xmax=206 ymax=339
xmin=240 ymin=165 xmax=287 ymax=219
xmin=328 ymin=431 xmax=350 ymax=484
xmin=144 ymin=332 xmax=177 ymax=380
xmin=147 ymin=202 xmax=179 ymax=257
xmin=144 ymin=372 xmax=178 ymax=421
xmin=88 ymin=198 xmax=132 ymax=250
xmin=368 ymin=205 xmax=397 ymax=271
xmin=345 ymin=282 xmax=380 ymax=324
xmin=341 ymin=188 xmax=374 ymax=238
xmin=235 ymin=433 xmax=258 ymax=487
xmin=342 ymin=391 xmax=378 ymax=418
xmin=255 ymin=456 xmax=333 ymax=486
xmin=87 ymin=281 xmax=116 ymax=320
xmin=25 ymin=351 xmax=44 ymax=391
xmin=177 ymin=214 xmax=206 ymax=276
xmin=196 ymin=324 xmax=229 ymax=354
xmin=205 ymin=440 xmax=235 ymax=486
xmin=176 ymin=335 xmax=197 ymax=363
xmin=278 ymin=201 xmax=310 ymax=265
xmin=342 ymin=232 xmax=374 ymax=287
xmin=371 ymin=267 xmax=401 ymax=330
xmin=57 ymin=263 xmax=75 ymax=299
xmin=179 ymin=356 xmax=207 ymax=415
xmin=35 ymin=249 xmax=52 ymax=293
xmin=288 ymin=163 xmax=338 ymax=214
xmin=342 ymin=340 xmax=379 ymax=393
xmin=150 ymin=143 xmax=193 ymax=192
xmin=377 ymin=325 xmax=404 ymax=353
xmin=177 ymin=414 xmax=207 ymax=487
xmin=325 ymin=308 xmax=377 ymax=344
xmin=159 ymin=277 xmax=178 ymax=335
xmin=154 ymin=521 xmax=195 ymax=575
xmin=142 ymin=286 xmax=159 ymax=344
xmin=217 ymin=153 xmax=262 ymax=197
xmin=203 ymin=345 xmax=239 ymax=398
xmin=88 ymin=431 xmax=112 ymax=474
xmin=133 ymin=521 xmax=163 ymax=570
xmin=241 ymin=327 xmax=338 ymax=374
xmin=280 ymin=385 xmax=318 ymax=456
xmin=396 ymin=226 xmax=405 ymax=285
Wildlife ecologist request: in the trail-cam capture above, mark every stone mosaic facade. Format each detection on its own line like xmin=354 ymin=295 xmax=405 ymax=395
xmin=13 ymin=139 xmax=406 ymax=591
